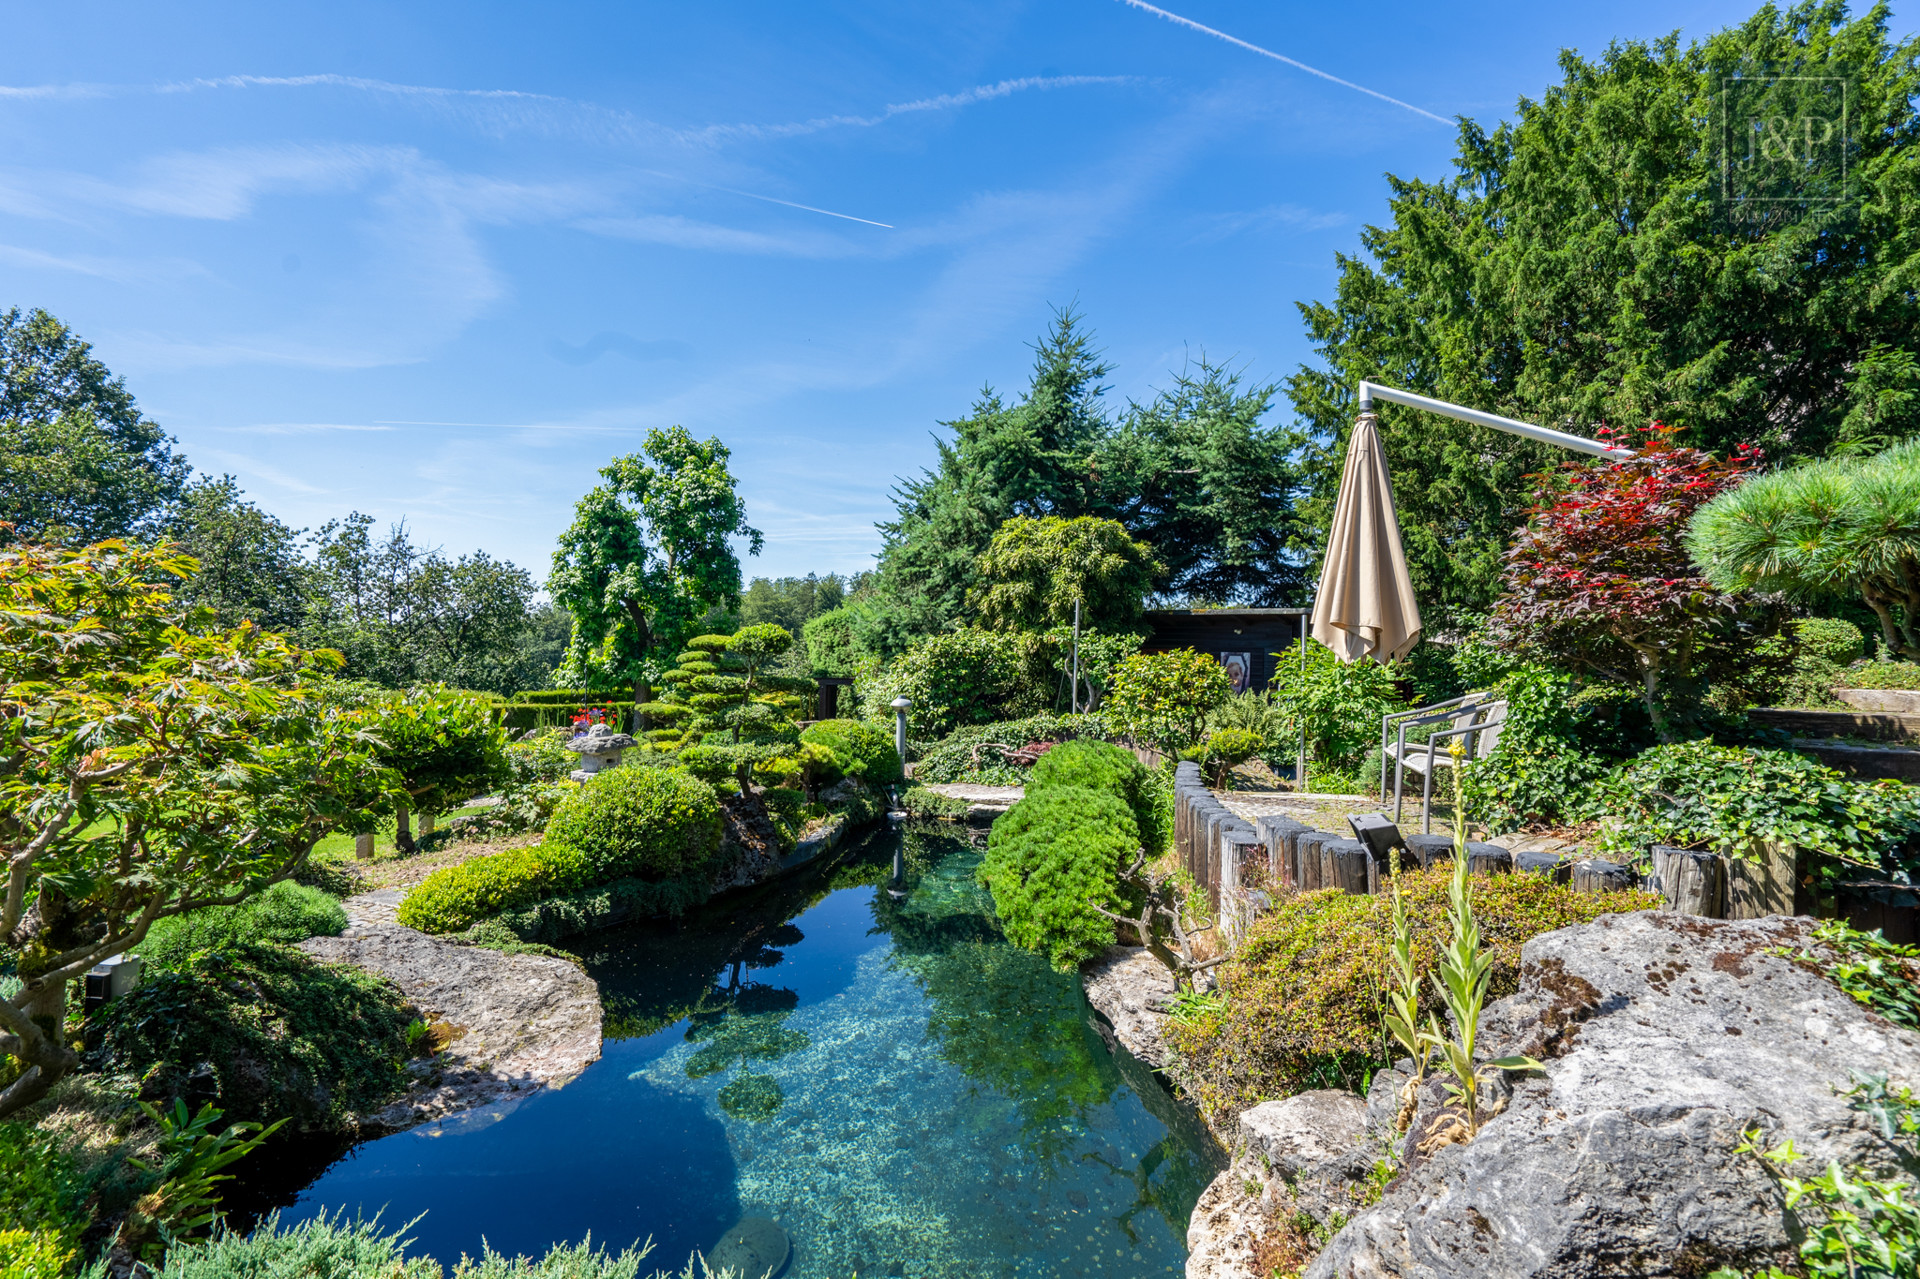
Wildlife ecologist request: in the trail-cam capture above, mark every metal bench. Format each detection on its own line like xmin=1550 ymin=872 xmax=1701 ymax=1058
xmin=1379 ymin=695 xmax=1509 ymax=833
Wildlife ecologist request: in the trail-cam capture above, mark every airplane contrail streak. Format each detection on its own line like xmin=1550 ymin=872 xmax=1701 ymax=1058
xmin=1114 ymin=0 xmax=1451 ymax=125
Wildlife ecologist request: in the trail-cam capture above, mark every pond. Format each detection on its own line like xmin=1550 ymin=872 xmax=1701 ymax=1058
xmin=240 ymin=822 xmax=1222 ymax=1278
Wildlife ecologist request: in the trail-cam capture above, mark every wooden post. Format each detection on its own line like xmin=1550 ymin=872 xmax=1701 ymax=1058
xmin=1571 ymin=857 xmax=1635 ymax=894
xmin=1727 ymin=841 xmax=1795 ymax=919
xmin=1652 ymin=846 xmax=1727 ymax=918
xmin=1295 ymin=832 xmax=1326 ymax=891
xmin=1326 ymin=840 xmax=1371 ymax=894
xmin=1465 ymin=843 xmax=1511 ymax=877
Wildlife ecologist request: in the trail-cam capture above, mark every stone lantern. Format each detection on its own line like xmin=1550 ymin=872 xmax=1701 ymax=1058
xmin=565 ymin=722 xmax=637 ymax=782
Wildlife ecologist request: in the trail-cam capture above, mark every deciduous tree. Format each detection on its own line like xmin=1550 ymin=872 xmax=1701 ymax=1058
xmin=1493 ymin=426 xmax=1779 ymax=739
xmin=550 ymin=427 xmax=762 ymax=717
xmin=0 ymin=540 xmax=395 ymax=1116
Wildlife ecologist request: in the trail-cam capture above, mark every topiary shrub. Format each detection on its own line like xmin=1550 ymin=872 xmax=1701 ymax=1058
xmin=979 ymin=785 xmax=1139 ymax=971
xmin=1027 ymin=739 xmax=1166 ymax=854
xmin=86 ymin=945 xmax=414 ymax=1133
xmin=139 ymin=882 xmax=347 ymax=971
xmin=1167 ymin=867 xmax=1662 ymax=1121
xmin=798 ymin=718 xmax=903 ymax=785
xmin=395 ymin=842 xmax=591 ymax=934
xmin=544 ymin=767 xmax=723 ymax=881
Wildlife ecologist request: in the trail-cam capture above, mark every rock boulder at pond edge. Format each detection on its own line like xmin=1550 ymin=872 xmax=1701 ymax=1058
xmin=1306 ymin=911 xmax=1920 ymax=1279
xmin=1082 ymin=944 xmax=1175 ymax=1069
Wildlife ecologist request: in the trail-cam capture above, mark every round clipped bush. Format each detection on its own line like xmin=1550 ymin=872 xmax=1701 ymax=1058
xmin=545 ymin=766 xmax=723 ymax=880
xmin=980 ymin=785 xmax=1138 ymax=971
xmin=1796 ymin=616 xmax=1867 ymax=667
xmin=1027 ymin=738 xmax=1164 ymax=854
xmin=798 ymin=718 xmax=903 ymax=785
xmin=395 ymin=842 xmax=589 ymax=934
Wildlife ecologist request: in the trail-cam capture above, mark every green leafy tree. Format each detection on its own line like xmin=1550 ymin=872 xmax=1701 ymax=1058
xmin=1286 ymin=3 xmax=1920 ymax=620
xmin=550 ymin=427 xmax=762 ymax=718
xmin=971 ymin=515 xmax=1158 ymax=632
xmin=300 ymin=512 xmax=546 ymax=693
xmin=0 ymin=307 xmax=188 ymax=543
xmin=0 ymin=539 xmax=396 ymax=1117
xmin=163 ymin=476 xmax=310 ymax=632
xmin=363 ymin=686 xmax=510 ymax=851
xmin=657 ymin=627 xmax=812 ymax=787
xmin=739 ymin=573 xmax=845 ymax=633
xmin=1104 ymin=648 xmax=1232 ymax=755
xmin=1269 ymin=638 xmax=1407 ymax=776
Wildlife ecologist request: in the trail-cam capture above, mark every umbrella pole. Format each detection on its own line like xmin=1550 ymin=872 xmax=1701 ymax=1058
xmin=1295 ymin=628 xmax=1307 ymax=794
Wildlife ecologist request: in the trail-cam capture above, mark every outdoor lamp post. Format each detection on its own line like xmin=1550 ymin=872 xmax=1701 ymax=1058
xmin=891 ymin=696 xmax=911 ymax=772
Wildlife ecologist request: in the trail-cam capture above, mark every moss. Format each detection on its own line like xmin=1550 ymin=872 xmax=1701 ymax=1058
xmin=85 ymin=945 xmax=413 ymax=1134
xmin=1169 ymin=868 xmax=1662 ymax=1122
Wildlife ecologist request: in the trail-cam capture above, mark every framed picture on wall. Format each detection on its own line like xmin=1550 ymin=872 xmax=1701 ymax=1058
xmin=1220 ymin=652 xmax=1251 ymax=695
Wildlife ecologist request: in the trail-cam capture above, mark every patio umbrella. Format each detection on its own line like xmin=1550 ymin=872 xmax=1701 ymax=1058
xmin=1309 ymin=410 xmax=1421 ymax=664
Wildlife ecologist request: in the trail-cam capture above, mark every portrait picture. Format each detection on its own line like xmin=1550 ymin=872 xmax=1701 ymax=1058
xmin=1220 ymin=652 xmax=1252 ymax=695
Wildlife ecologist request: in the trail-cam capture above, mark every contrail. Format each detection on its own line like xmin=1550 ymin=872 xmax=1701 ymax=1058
xmin=638 ymin=169 xmax=892 ymax=228
xmin=1113 ymin=0 xmax=1450 ymax=125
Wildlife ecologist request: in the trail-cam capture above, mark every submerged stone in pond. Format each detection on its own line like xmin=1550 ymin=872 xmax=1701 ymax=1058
xmin=708 ymin=1215 xmax=790 ymax=1278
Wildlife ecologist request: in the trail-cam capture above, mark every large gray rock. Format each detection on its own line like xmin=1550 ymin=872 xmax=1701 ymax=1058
xmin=1307 ymin=911 xmax=1920 ymax=1278
xmin=301 ymin=904 xmax=602 ymax=1134
xmin=1241 ymin=1089 xmax=1371 ymax=1181
xmin=1082 ymin=945 xmax=1176 ymax=1068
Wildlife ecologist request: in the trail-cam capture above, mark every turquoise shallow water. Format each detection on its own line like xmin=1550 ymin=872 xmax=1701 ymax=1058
xmin=258 ymin=823 xmax=1222 ymax=1277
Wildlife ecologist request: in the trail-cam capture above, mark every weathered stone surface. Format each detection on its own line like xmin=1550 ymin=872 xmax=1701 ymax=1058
xmin=1082 ymin=945 xmax=1176 ymax=1068
xmin=1306 ymin=910 xmax=1920 ymax=1279
xmin=1186 ymin=1154 xmax=1273 ymax=1279
xmin=1241 ymin=1090 xmax=1372 ymax=1181
xmin=301 ymin=907 xmax=602 ymax=1134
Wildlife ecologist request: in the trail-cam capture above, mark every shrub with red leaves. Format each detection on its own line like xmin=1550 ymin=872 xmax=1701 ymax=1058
xmin=1492 ymin=424 xmax=1783 ymax=741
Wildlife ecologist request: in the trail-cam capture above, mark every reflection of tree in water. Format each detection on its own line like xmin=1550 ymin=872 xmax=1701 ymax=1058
xmin=685 ymin=982 xmax=810 ymax=1122
xmin=869 ymin=828 xmax=1120 ymax=1171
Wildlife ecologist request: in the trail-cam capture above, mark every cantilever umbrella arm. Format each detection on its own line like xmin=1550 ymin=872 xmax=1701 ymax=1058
xmin=1357 ymin=381 xmax=1636 ymax=461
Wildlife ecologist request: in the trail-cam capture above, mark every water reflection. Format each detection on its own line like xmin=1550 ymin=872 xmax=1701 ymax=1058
xmin=245 ymin=822 xmax=1220 ymax=1278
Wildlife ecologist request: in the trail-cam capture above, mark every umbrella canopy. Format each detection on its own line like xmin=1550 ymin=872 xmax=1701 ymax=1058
xmin=1310 ymin=411 xmax=1422 ymax=663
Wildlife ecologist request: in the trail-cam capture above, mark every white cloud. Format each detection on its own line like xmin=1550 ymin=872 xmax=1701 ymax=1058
xmin=1190 ymin=203 xmax=1348 ymax=242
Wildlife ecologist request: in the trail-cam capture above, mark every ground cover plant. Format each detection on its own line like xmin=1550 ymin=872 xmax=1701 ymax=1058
xmin=85 ymin=944 xmax=415 ymax=1134
xmin=134 ymin=882 xmax=347 ymax=971
xmin=1594 ymin=740 xmax=1920 ymax=875
xmin=1168 ymin=868 xmax=1661 ymax=1121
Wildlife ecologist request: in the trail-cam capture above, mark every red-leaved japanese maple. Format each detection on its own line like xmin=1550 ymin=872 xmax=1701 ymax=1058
xmin=1491 ymin=424 xmax=1778 ymax=741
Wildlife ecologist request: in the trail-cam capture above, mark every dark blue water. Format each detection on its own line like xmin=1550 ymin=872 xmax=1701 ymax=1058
xmin=259 ymin=824 xmax=1221 ymax=1277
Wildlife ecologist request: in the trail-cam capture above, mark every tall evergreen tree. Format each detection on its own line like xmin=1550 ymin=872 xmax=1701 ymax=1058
xmin=1287 ymin=2 xmax=1920 ymax=620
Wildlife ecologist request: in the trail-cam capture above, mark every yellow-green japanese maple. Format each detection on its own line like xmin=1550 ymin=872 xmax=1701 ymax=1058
xmin=0 ymin=539 xmax=396 ymax=1117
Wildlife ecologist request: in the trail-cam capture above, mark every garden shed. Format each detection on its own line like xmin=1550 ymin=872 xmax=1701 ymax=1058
xmin=1140 ymin=608 xmax=1309 ymax=693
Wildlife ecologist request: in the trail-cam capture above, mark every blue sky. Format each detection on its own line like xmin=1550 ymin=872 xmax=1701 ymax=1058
xmin=6 ymin=0 xmax=1900 ymax=584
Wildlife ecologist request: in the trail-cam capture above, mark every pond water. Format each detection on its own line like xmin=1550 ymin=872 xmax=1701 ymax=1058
xmin=241 ymin=823 xmax=1222 ymax=1278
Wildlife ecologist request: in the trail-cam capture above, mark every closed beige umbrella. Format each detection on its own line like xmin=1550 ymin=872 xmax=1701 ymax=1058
xmin=1310 ymin=411 xmax=1421 ymax=663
